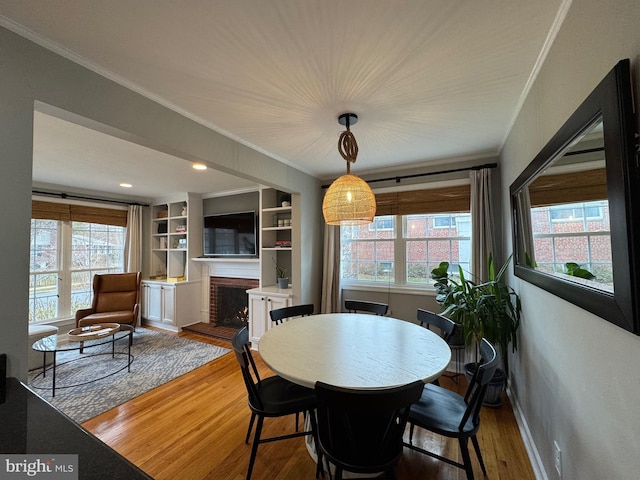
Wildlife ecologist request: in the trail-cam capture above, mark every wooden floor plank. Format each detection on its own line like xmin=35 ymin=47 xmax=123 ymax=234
xmin=82 ymin=328 xmax=535 ymax=480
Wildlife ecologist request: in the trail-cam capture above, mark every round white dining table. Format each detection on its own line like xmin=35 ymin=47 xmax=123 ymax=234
xmin=258 ymin=313 xmax=452 ymax=390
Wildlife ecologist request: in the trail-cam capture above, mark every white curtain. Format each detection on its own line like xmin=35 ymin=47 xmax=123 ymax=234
xmin=124 ymin=204 xmax=143 ymax=273
xmin=320 ymin=224 xmax=341 ymax=313
xmin=470 ymin=168 xmax=496 ymax=282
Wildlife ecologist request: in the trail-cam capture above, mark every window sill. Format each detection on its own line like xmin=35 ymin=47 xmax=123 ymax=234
xmin=340 ymin=283 xmax=437 ymax=296
xmin=30 ymin=317 xmax=75 ymax=329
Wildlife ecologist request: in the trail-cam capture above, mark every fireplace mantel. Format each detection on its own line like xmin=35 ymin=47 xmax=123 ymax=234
xmin=193 ymin=257 xmax=260 ymax=280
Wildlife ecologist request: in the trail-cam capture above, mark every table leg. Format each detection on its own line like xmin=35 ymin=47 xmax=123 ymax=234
xmin=52 ymin=351 xmax=57 ymax=398
xmin=42 ymin=352 xmax=46 ymax=377
xmin=127 ymin=331 xmax=132 ymax=372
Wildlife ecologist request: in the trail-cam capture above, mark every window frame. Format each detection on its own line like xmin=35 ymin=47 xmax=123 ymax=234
xmin=29 ymin=200 xmax=127 ymax=324
xmin=340 ymin=211 xmax=472 ymax=290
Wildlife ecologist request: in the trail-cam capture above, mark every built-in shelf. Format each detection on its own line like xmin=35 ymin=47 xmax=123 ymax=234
xmin=262 ymin=206 xmax=292 ymax=213
xmin=263 ymin=226 xmax=292 ymax=231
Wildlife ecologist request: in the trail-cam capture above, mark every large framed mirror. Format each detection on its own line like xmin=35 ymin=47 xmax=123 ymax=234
xmin=510 ymin=59 xmax=639 ymax=334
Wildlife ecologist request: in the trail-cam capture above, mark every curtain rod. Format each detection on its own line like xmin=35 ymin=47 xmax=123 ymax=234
xmin=32 ymin=189 xmax=149 ymax=207
xmin=321 ymin=162 xmax=498 ymax=189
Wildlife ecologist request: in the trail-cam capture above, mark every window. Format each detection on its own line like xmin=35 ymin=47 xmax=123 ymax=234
xmin=370 ymin=217 xmax=394 ymax=231
xmin=341 ymin=216 xmax=396 ymax=282
xmin=341 ymin=212 xmax=471 ymax=287
xmin=404 ymin=213 xmax=471 ymax=285
xmin=29 ymin=202 xmax=126 ymax=323
xmin=530 ymin=200 xmax=611 ymax=287
xmin=433 ymin=215 xmax=456 ymax=228
xmin=550 ymin=203 xmax=603 ymax=222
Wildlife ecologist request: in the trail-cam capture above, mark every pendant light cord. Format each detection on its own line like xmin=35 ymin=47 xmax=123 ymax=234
xmin=338 ymin=115 xmax=359 ymax=173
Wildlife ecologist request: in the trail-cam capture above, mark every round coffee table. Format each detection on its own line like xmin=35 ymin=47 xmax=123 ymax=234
xmin=31 ymin=324 xmax=134 ymax=397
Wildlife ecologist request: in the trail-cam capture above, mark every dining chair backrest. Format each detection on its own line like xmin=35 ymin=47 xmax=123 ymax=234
xmin=417 ymin=309 xmax=456 ymax=342
xmin=461 ymin=338 xmax=499 ymax=429
xmin=269 ymin=303 xmax=314 ymax=325
xmin=231 ymin=326 xmax=264 ymax=411
xmin=314 ymin=380 xmax=424 ymax=476
xmin=344 ymin=299 xmax=388 ymax=316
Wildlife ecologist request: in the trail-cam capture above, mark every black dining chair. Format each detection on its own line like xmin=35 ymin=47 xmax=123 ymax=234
xmin=315 ymin=380 xmax=424 ymax=480
xmin=269 ymin=303 xmax=314 ymax=325
xmin=417 ymin=308 xmax=456 ymax=342
xmin=417 ymin=309 xmax=457 ymax=386
xmin=404 ymin=338 xmax=499 ymax=480
xmin=231 ymin=326 xmax=321 ymax=480
xmin=344 ymin=299 xmax=388 ymax=316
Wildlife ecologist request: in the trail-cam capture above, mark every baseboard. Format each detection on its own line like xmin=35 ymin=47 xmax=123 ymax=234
xmin=506 ymin=385 xmax=548 ymax=480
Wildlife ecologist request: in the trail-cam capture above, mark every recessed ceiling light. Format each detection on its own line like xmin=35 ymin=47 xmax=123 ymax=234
xmin=192 ymin=163 xmax=207 ymax=171
xmin=119 ymin=183 xmax=133 ymax=188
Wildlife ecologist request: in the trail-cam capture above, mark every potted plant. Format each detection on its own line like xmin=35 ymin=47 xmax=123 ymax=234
xmin=273 ymin=257 xmax=289 ymax=289
xmin=430 ymin=254 xmax=521 ymax=405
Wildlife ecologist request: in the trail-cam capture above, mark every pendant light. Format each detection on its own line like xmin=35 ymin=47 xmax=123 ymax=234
xmin=322 ymin=113 xmax=376 ymax=225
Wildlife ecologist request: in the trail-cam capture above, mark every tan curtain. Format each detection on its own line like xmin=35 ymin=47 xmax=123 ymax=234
xmin=320 ymin=224 xmax=340 ymax=313
xmin=470 ymin=168 xmax=496 ymax=282
xmin=124 ymin=205 xmax=143 ymax=273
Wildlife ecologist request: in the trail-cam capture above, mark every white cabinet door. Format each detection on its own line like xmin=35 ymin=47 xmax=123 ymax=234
xmin=161 ymin=285 xmax=176 ymax=325
xmin=248 ymin=293 xmax=267 ymax=344
xmin=143 ymin=282 xmax=162 ymax=323
xmin=248 ymin=292 xmax=292 ymax=347
xmin=267 ymin=295 xmax=290 ymax=320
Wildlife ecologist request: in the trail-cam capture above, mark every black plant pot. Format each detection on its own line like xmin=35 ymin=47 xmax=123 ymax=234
xmin=464 ymin=363 xmax=506 ymax=407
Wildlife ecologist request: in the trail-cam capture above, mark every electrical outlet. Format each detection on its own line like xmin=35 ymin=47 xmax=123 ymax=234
xmin=554 ymin=441 xmax=562 ymax=478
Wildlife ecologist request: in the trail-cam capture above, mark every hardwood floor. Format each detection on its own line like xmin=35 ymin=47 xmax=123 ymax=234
xmin=82 ymin=329 xmax=535 ymax=480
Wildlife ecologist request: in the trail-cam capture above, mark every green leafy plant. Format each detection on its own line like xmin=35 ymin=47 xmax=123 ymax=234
xmin=430 ymin=254 xmax=521 ymax=377
xmin=564 ymin=262 xmax=596 ymax=280
xmin=272 ymin=257 xmax=287 ymax=278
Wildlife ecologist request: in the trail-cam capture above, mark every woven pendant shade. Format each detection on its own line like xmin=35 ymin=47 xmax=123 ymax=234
xmin=323 ymin=174 xmax=376 ymax=225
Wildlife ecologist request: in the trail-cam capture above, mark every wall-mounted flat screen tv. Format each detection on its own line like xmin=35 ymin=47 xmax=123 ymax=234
xmin=203 ymin=211 xmax=258 ymax=257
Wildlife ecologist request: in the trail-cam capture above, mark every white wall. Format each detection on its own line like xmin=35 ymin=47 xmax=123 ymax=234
xmin=0 ymin=26 xmax=323 ymax=379
xmin=501 ymin=1 xmax=640 ymax=478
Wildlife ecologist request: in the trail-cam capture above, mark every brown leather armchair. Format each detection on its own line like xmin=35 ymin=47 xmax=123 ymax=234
xmin=75 ymin=272 xmax=142 ymax=328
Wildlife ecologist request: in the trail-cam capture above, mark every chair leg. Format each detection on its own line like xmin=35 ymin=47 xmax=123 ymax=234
xmin=471 ymin=435 xmax=487 ymax=475
xmin=408 ymin=421 xmax=415 ymax=443
xmin=307 ymin=409 xmax=323 ymax=479
xmin=295 ymin=411 xmax=299 ymax=432
xmin=458 ymin=438 xmax=475 ymax=480
xmin=335 ymin=466 xmax=343 ymax=480
xmin=245 ymin=412 xmax=256 ymax=444
xmin=246 ymin=415 xmax=264 ymax=480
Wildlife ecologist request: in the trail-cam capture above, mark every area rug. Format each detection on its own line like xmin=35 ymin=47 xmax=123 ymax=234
xmin=28 ymin=328 xmax=230 ymax=423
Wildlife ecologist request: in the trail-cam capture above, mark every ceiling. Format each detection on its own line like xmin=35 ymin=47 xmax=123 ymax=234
xmin=0 ymin=0 xmax=567 ymax=200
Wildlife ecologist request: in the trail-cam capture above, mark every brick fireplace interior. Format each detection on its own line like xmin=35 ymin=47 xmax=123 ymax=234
xmin=209 ymin=276 xmax=259 ymax=329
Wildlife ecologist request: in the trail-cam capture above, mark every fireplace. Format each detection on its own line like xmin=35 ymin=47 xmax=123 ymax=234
xmin=210 ymin=277 xmax=259 ymax=328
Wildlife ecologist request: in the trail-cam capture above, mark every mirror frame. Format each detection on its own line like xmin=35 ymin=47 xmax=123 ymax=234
xmin=510 ymin=59 xmax=639 ymax=334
